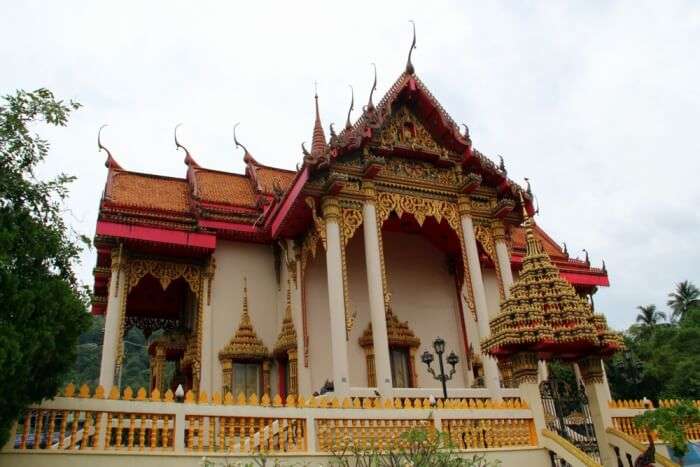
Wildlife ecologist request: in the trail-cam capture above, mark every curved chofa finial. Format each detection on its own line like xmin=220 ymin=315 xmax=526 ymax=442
xmin=524 ymin=177 xmax=532 ymax=196
xmin=175 ymin=123 xmax=199 ymax=168
xmin=367 ymin=63 xmax=378 ymax=112
xmin=562 ymin=241 xmax=569 ymax=257
xmin=582 ymin=248 xmax=590 ymax=266
xmin=301 ymin=142 xmax=310 ymax=157
xmin=330 ymin=122 xmax=337 ymax=138
xmin=601 ymin=259 xmax=607 ymax=273
xmin=98 ymin=124 xmax=121 ymax=169
xmin=345 ymin=85 xmax=354 ymax=130
xmin=406 ymin=20 xmax=417 ymax=75
xmin=233 ymin=122 xmax=256 ymax=164
xmin=461 ymin=123 xmax=470 ymax=140
xmin=498 ymin=155 xmax=507 ymax=175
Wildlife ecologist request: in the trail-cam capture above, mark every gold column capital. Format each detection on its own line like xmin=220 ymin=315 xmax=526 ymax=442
xmin=578 ymin=356 xmax=605 ymax=385
xmin=491 ymin=221 xmax=507 ymax=242
xmin=110 ymin=244 xmax=126 ymax=273
xmin=457 ymin=196 xmax=472 ymax=216
xmin=361 ymin=181 xmax=377 ymax=201
xmin=321 ymin=196 xmax=341 ymax=222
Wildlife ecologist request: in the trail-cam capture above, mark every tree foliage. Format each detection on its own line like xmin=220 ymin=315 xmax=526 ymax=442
xmin=0 ymin=89 xmax=89 ymax=446
xmin=606 ymin=281 xmax=700 ymax=402
xmin=634 ymin=400 xmax=700 ymax=462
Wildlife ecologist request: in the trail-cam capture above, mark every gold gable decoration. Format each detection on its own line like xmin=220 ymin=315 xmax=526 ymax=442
xmin=359 ymin=307 xmax=421 ymax=350
xmin=376 ymin=106 xmax=448 ymax=157
xmin=219 ymin=279 xmax=269 ymax=361
xmin=481 ymin=200 xmax=623 ymax=360
xmin=126 ymin=258 xmax=203 ymax=296
xmin=273 ymin=281 xmax=297 ymax=356
xmin=359 ymin=304 xmax=420 ymax=388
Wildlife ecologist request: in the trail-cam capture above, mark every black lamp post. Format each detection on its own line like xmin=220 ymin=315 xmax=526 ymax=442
xmin=421 ymin=337 xmax=459 ymax=399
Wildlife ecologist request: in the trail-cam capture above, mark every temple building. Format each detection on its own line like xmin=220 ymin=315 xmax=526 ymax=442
xmin=11 ymin=39 xmax=665 ymax=467
xmin=91 ymin=57 xmax=612 ymax=403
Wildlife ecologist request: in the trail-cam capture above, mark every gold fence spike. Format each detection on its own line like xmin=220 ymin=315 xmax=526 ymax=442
xmin=249 ymin=393 xmax=259 ymax=406
xmin=261 ymin=393 xmax=271 ymax=406
xmin=151 ymin=388 xmax=161 ymax=401
xmin=353 ymin=397 xmax=362 ymax=409
xmin=384 ymin=399 xmax=394 ymax=409
xmin=136 ymin=387 xmax=147 ymax=401
xmin=94 ymin=385 xmax=105 ymax=399
xmin=297 ymin=395 xmax=306 ymax=407
xmin=331 ymin=397 xmax=340 ymax=408
xmin=308 ymin=396 xmax=318 ymax=408
xmin=286 ymin=394 xmax=296 ymax=407
xmin=78 ymin=383 xmax=91 ymax=398
xmin=273 ymin=394 xmax=283 ymax=407
xmin=362 ymin=398 xmax=372 ymax=409
xmin=123 ymin=386 xmax=133 ymax=400
xmin=64 ymin=383 xmax=76 ymax=397
xmin=224 ymin=391 xmax=234 ymax=405
xmin=403 ymin=398 xmax=411 ymax=409
xmin=109 ymin=386 xmax=120 ymax=400
xmin=237 ymin=392 xmax=247 ymax=405
xmin=212 ymin=391 xmax=222 ymax=405
xmin=342 ymin=397 xmax=352 ymax=409
xmin=184 ymin=390 xmax=194 ymax=403
xmin=319 ymin=396 xmax=329 ymax=408
xmin=198 ymin=390 xmax=209 ymax=404
xmin=437 ymin=399 xmax=444 ymax=409
xmin=164 ymin=389 xmax=174 ymax=402
xmin=373 ymin=398 xmax=382 ymax=409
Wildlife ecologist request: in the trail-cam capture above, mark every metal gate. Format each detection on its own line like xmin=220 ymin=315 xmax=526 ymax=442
xmin=540 ymin=378 xmax=601 ymax=463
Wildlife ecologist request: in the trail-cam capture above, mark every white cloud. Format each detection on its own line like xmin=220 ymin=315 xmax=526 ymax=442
xmin=2 ymin=0 xmax=698 ymax=329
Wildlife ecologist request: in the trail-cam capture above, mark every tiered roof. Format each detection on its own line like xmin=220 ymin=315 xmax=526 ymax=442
xmin=482 ymin=204 xmax=623 ymax=361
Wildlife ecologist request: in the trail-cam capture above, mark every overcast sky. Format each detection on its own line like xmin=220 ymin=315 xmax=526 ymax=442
xmin=2 ymin=1 xmax=699 ymax=330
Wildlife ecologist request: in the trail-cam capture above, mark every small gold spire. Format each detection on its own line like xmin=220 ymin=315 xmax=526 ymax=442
xmin=218 ymin=277 xmax=269 ymax=361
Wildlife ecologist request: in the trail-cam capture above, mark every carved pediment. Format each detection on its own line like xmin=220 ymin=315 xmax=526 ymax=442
xmin=374 ymin=106 xmax=450 ymax=158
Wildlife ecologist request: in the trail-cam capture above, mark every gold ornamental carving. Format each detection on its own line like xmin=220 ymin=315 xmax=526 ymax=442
xmin=126 ymin=258 xmax=203 ymax=296
xmin=375 ymin=192 xmax=460 ymax=231
xmin=341 ymin=207 xmax=363 ymax=247
xmin=474 ymin=224 xmax=505 ymax=300
xmin=305 ymin=197 xmax=326 ymax=250
xmin=218 ymin=279 xmax=269 ymax=362
xmin=384 ymin=158 xmax=457 ymax=186
xmin=273 ymin=281 xmax=298 ymax=356
xmin=376 ymin=106 xmax=447 ymax=157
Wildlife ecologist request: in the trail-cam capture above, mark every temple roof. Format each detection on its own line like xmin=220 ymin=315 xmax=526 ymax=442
xmin=91 ymin=64 xmax=609 ymax=314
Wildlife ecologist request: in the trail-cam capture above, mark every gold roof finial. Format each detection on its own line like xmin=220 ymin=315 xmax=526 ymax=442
xmin=518 ymin=189 xmax=542 ymax=256
xmin=345 ymin=85 xmax=354 ymax=130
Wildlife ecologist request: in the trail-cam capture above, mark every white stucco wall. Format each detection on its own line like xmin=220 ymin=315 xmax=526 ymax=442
xmin=482 ymin=268 xmax=501 ymax=321
xmin=382 ymin=230 xmax=468 ymax=389
xmin=304 ymin=248 xmax=334 ymax=393
xmin=209 ymin=240 xmax=280 ymax=394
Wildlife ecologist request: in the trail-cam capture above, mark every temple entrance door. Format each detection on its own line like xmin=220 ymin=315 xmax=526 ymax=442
xmin=540 ymin=377 xmax=601 ymax=463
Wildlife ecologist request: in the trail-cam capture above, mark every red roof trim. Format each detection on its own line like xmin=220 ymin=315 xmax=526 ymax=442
xmin=560 ymin=272 xmax=610 ymax=287
xmin=96 ymin=220 xmax=216 ymax=250
xmin=269 ymin=166 xmax=309 ymax=238
xmin=198 ymin=219 xmax=260 ymax=234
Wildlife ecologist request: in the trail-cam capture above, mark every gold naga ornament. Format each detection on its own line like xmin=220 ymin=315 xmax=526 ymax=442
xmin=481 ymin=193 xmax=623 ymax=362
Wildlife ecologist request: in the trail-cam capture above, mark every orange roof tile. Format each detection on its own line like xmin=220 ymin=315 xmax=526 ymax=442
xmin=108 ymin=172 xmax=190 ymax=213
xmin=194 ymin=170 xmax=257 ymax=207
xmin=256 ymin=167 xmax=296 ymax=194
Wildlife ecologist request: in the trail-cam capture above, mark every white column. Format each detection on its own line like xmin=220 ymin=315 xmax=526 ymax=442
xmin=199 ymin=263 xmax=214 ymax=395
xmin=322 ymin=197 xmax=350 ymax=397
xmin=98 ymin=251 xmax=125 ymax=393
xmin=492 ymin=224 xmax=515 ymax=295
xmin=458 ymin=198 xmax=501 ymax=398
xmin=361 ymin=183 xmax=393 ymax=397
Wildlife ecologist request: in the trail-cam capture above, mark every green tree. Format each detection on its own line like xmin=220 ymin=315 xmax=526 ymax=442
xmin=636 ymin=304 xmax=666 ymax=326
xmin=667 ymin=281 xmax=700 ymax=323
xmin=635 ymin=401 xmax=700 ymax=465
xmin=0 ymin=89 xmax=89 ymax=445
